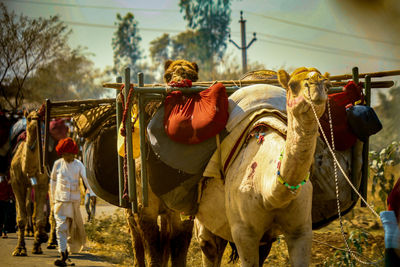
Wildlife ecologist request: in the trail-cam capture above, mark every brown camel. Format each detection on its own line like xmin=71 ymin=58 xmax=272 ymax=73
xmin=80 ymin=111 xmax=193 ymax=267
xmin=9 ymin=110 xmax=49 ymax=256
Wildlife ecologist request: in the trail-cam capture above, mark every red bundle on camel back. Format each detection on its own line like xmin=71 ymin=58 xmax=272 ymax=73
xmin=319 ymin=81 xmax=364 ymax=151
xmin=164 ymin=82 xmax=229 ymax=144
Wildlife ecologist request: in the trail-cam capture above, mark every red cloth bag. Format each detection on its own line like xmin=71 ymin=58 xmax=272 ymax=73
xmin=319 ymin=81 xmax=364 ymax=151
xmin=164 ymin=82 xmax=229 ymax=144
xmin=50 ymin=119 xmax=69 ymax=141
xmin=388 ymin=177 xmax=400 ymax=221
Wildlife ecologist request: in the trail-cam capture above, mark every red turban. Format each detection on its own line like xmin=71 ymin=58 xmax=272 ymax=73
xmin=56 ymin=137 xmax=78 ymax=156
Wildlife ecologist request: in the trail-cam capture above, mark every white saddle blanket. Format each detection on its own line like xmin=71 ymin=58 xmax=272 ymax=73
xmin=204 ymin=84 xmax=288 ymax=179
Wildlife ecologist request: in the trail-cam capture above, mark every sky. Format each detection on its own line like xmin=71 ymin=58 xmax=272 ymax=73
xmin=3 ymin=0 xmax=400 ymax=91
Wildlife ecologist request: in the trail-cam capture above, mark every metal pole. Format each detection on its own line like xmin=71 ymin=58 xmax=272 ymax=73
xmin=229 ymin=11 xmax=256 ymax=74
xmin=124 ymin=68 xmax=138 ymax=213
xmin=360 ymin=75 xmax=371 ymax=207
xmin=116 ymin=76 xmax=125 ymax=207
xmin=240 ymin=11 xmax=247 ymax=74
xmin=137 ymin=72 xmax=148 ymax=207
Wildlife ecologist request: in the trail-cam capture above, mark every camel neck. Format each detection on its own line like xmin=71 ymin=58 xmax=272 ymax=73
xmin=26 ymin=131 xmax=36 ymax=150
xmin=279 ymin=115 xmax=318 ymax=186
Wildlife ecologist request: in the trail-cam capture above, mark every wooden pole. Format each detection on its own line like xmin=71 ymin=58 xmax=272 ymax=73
xmin=43 ymin=99 xmax=51 ymax=173
xmin=50 ymin=98 xmax=115 ymax=107
xmin=116 ymin=76 xmax=125 ymax=207
xmin=36 ymin=117 xmax=44 ymax=174
xmin=330 ymin=69 xmax=400 ymax=80
xmin=137 ymin=72 xmax=148 ymax=207
xmin=124 ymin=68 xmax=138 ymax=213
xmin=351 ymin=67 xmax=359 ymax=201
xmin=360 ymin=75 xmax=371 ymax=207
xmin=102 ymin=80 xmax=394 ymax=90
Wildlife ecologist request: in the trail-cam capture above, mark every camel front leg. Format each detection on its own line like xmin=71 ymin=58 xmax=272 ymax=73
xmin=138 ymin=212 xmax=163 ymax=267
xmin=285 ymin=227 xmax=312 ymax=267
xmin=168 ymin=214 xmax=193 ymax=267
xmin=281 ymin=185 xmax=313 ymax=267
xmin=47 ymin=207 xmax=58 ymax=249
xmin=125 ymin=209 xmax=146 ymax=267
xmin=32 ymin=182 xmax=49 ymax=254
xmin=231 ymin=224 xmax=260 ymax=267
xmin=11 ymin=182 xmax=28 ymax=256
xmin=195 ymin=220 xmax=227 ymax=267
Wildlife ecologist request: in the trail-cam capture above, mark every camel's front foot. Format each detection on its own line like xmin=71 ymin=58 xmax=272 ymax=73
xmin=24 ymin=230 xmax=34 ymax=237
xmin=47 ymin=240 xmax=58 ymax=249
xmin=36 ymin=232 xmax=49 ymax=244
xmin=32 ymin=241 xmax=43 ymax=254
xmin=12 ymin=246 xmax=28 ymax=256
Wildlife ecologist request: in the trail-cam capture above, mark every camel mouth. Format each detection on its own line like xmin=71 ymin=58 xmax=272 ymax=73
xmin=303 ymin=93 xmax=327 ymax=106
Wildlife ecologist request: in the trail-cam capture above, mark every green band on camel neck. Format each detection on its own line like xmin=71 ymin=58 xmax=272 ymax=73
xmin=276 ymin=150 xmax=310 ymax=192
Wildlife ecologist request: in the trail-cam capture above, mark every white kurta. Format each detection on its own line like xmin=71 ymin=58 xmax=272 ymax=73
xmin=50 ymin=158 xmax=89 ymax=253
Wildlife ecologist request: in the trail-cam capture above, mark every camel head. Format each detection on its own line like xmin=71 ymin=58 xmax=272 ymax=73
xmin=278 ymin=67 xmax=330 ymax=122
xmin=163 ymin=59 xmax=199 ymax=83
xmin=25 ymin=110 xmax=40 ymax=140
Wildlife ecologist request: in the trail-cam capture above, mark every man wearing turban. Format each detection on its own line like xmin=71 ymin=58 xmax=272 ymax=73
xmin=50 ymin=137 xmax=89 ymax=266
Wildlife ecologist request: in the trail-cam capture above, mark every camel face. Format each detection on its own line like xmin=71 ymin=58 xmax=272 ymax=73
xmin=163 ymin=59 xmax=199 ymax=83
xmin=278 ymin=67 xmax=330 ymax=121
xmin=26 ymin=111 xmax=39 ymax=137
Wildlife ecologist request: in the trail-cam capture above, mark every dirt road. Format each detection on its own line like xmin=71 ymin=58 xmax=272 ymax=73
xmin=0 ymin=203 xmax=120 ymax=267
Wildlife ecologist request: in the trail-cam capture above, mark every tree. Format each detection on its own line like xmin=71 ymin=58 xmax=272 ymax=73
xmin=149 ymin=33 xmax=170 ymax=65
xmin=370 ymin=86 xmax=400 ymax=151
xmin=0 ymin=3 xmax=70 ymax=110
xmin=22 ymin=47 xmax=108 ymax=103
xmin=112 ymin=12 xmax=142 ymax=76
xmin=179 ymin=0 xmax=231 ymax=75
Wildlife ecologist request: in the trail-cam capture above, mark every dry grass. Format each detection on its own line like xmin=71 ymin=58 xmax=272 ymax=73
xmin=85 ymin=194 xmax=386 ymax=266
xmin=84 ymin=210 xmax=134 ymax=266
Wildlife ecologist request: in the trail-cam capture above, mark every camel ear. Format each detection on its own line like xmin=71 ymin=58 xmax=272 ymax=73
xmin=277 ymin=70 xmax=290 ymax=89
xmin=191 ymin=62 xmax=199 ymax=73
xmin=23 ymin=109 xmax=28 ymax=118
xmin=164 ymin=60 xmax=173 ymax=71
xmin=323 ymin=72 xmax=330 ymax=80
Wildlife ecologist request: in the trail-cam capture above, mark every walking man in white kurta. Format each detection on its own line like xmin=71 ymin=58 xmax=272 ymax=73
xmin=50 ymin=137 xmax=89 ymax=266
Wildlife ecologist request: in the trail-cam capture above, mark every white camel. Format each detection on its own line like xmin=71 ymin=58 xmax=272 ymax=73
xmin=195 ymin=67 xmax=331 ymax=266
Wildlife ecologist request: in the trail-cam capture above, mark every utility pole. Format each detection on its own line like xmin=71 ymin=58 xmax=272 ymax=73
xmin=229 ymin=11 xmax=257 ymax=74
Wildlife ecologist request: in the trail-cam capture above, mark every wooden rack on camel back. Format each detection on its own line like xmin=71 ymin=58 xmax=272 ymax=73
xmin=39 ymin=67 xmax=399 ymax=228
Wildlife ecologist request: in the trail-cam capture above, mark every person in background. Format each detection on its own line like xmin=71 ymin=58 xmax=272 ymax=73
xmin=380 ymin=176 xmax=400 ymax=266
xmin=50 ymin=137 xmax=91 ymax=266
xmin=0 ymin=175 xmax=14 ymax=238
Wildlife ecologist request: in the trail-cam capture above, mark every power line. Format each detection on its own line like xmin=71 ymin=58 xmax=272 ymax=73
xmin=7 ymin=0 xmax=399 ymax=47
xmin=255 ymin=38 xmax=399 ymax=63
xmin=3 ymin=0 xmax=180 ymax=13
xmin=7 ymin=0 xmax=398 ymax=63
xmin=228 ymin=30 xmax=400 ymax=63
xmin=64 ymin=21 xmax=182 ymax=33
xmin=240 ymin=10 xmax=400 ymax=47
xmin=66 ymin=19 xmax=399 ymax=63
xmin=255 ymin=32 xmax=400 ymax=63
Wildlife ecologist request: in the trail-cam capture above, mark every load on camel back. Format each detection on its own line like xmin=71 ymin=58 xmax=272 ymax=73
xmin=120 ymin=65 xmax=377 ymax=227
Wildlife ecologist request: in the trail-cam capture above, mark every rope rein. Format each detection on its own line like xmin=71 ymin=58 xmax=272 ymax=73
xmin=308 ymin=88 xmax=379 ymax=217
xmin=308 ymin=87 xmax=382 ymax=265
xmin=119 ymin=84 xmax=136 ymax=201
